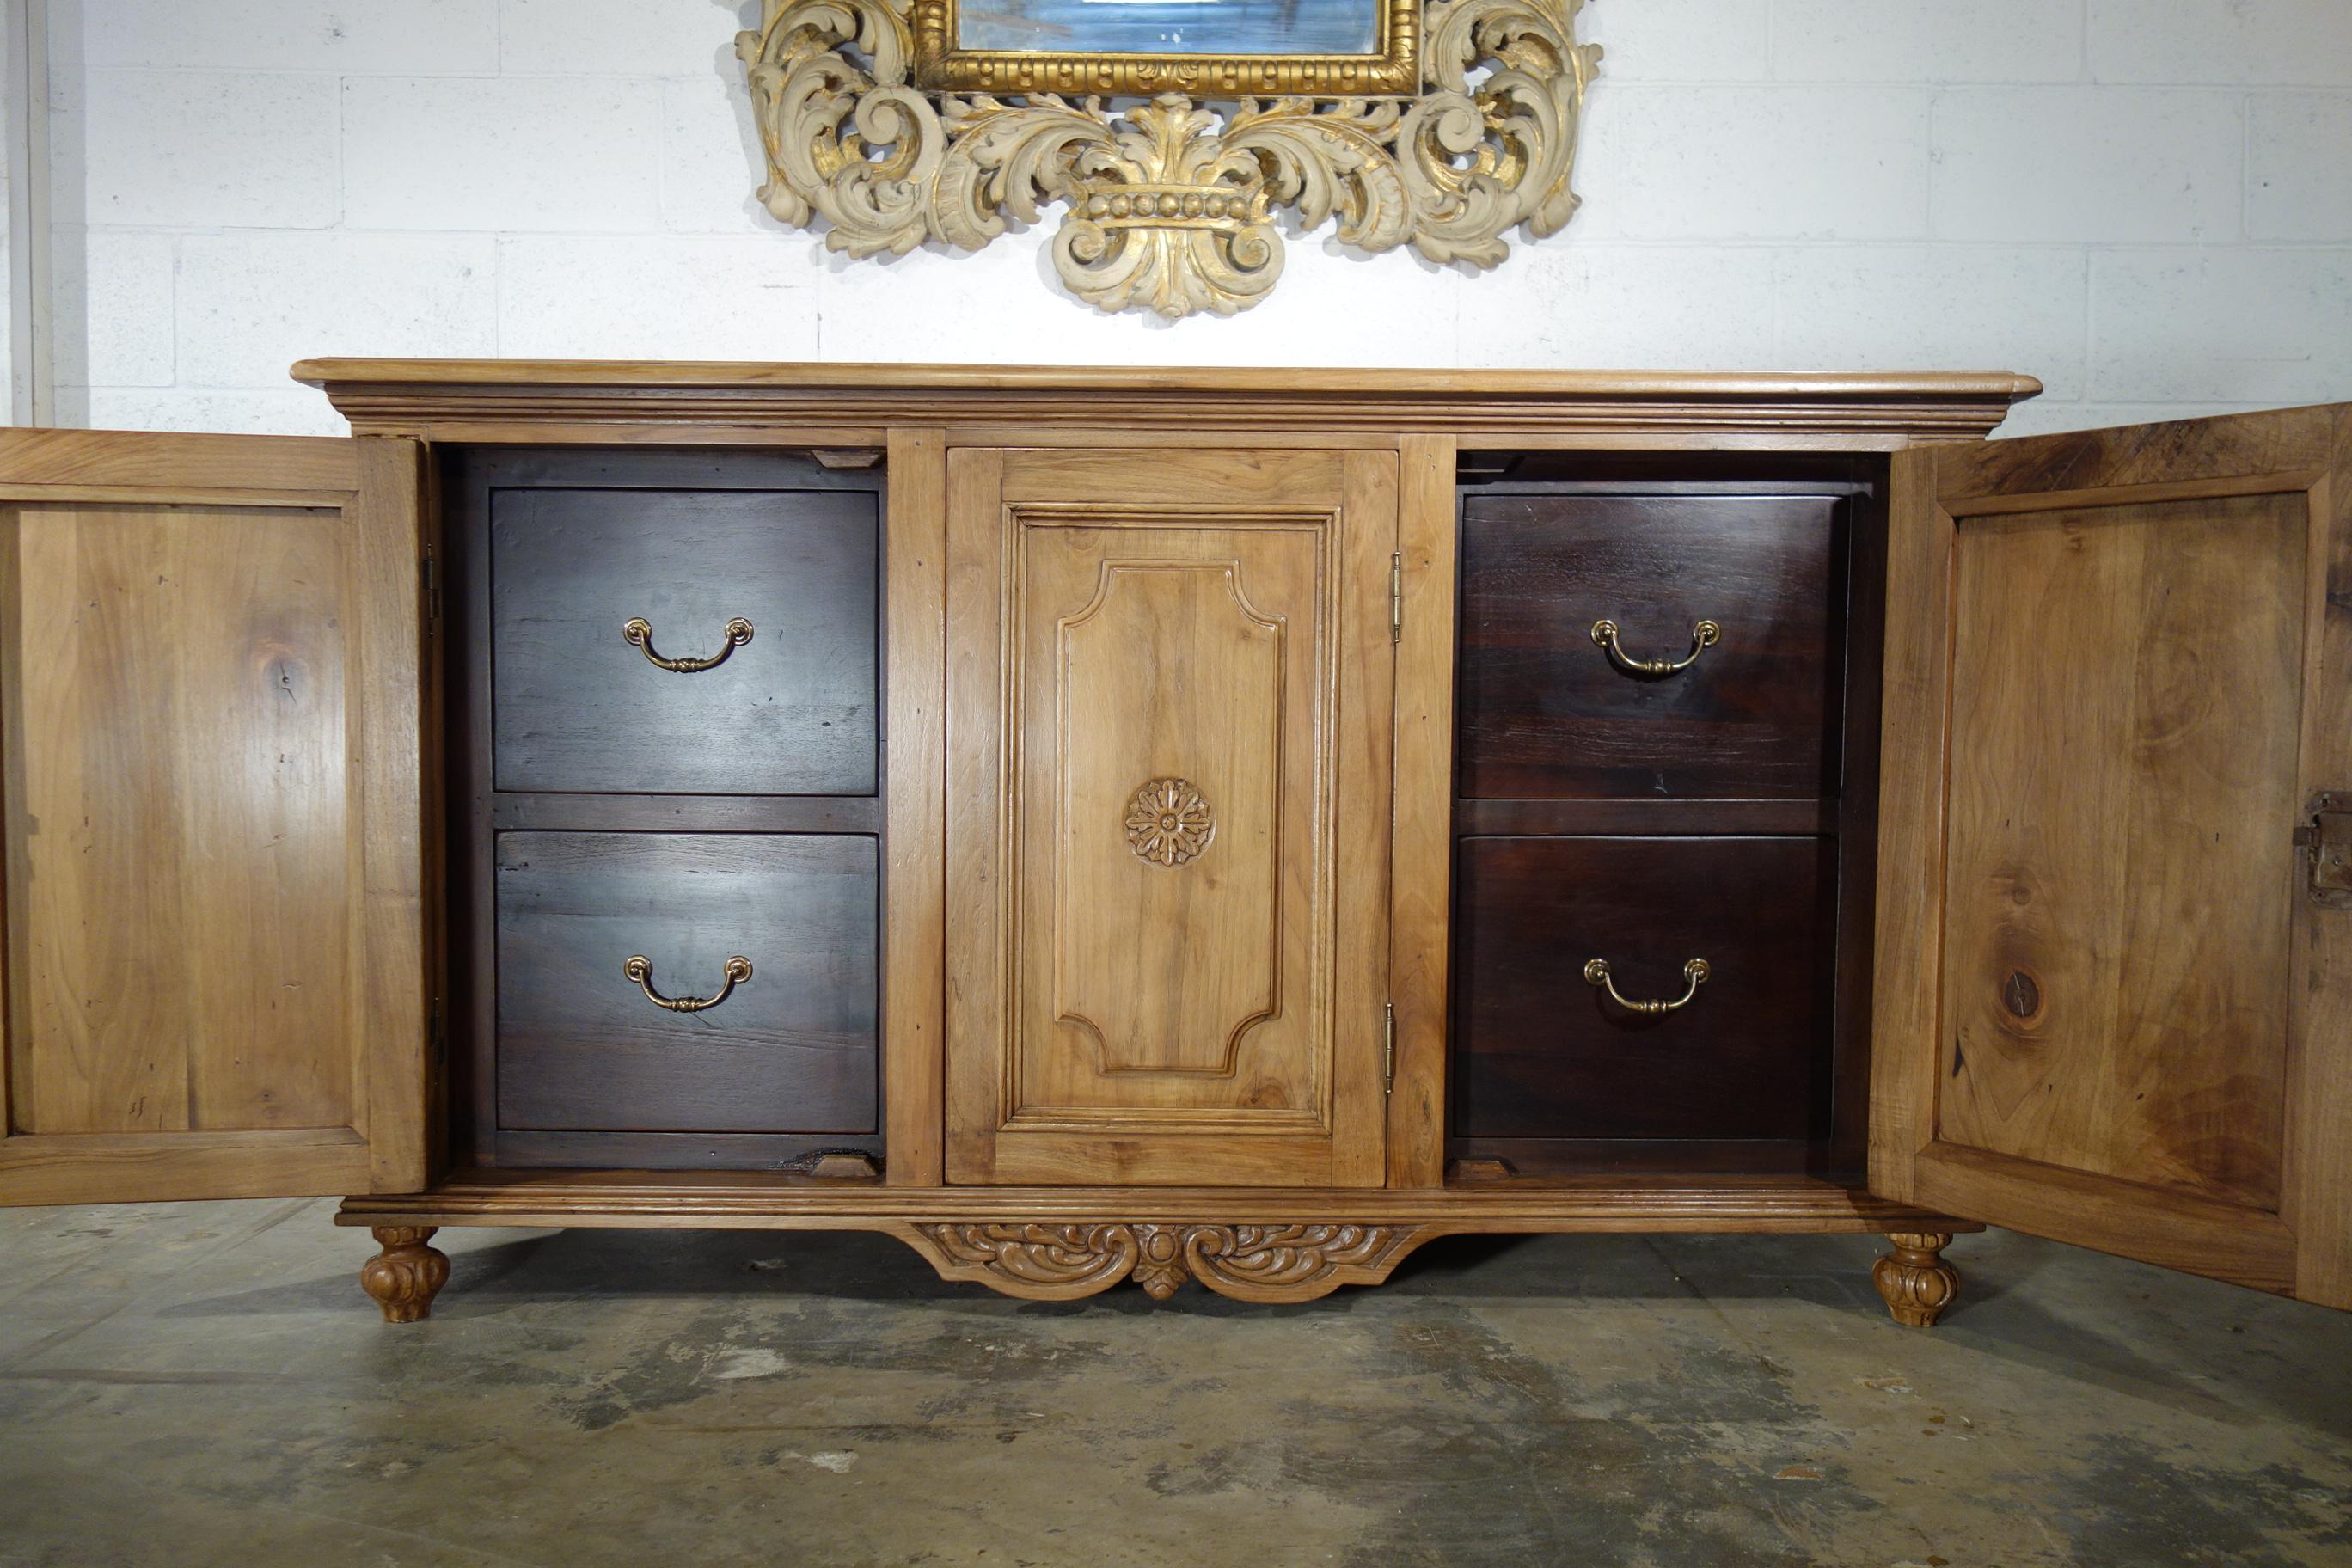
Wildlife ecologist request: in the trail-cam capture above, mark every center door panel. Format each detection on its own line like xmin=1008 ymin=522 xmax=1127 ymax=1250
xmin=945 ymin=449 xmax=1398 ymax=1186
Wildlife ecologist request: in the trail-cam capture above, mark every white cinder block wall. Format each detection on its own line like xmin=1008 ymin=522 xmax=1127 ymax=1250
xmin=26 ymin=0 xmax=2352 ymax=437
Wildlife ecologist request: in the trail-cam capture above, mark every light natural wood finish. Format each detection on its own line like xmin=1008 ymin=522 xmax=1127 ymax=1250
xmin=1387 ymin=433 xmax=1456 ymax=1188
xmin=291 ymin=361 xmax=2040 ymax=448
xmin=360 ymin=1225 xmax=450 ymax=1323
xmin=1940 ymin=487 xmax=2301 ymax=1210
xmin=904 ymin=1222 xmax=1434 ymax=1303
xmin=1870 ymin=405 xmax=2352 ymax=1308
xmin=1871 ymin=1232 xmax=1957 ymax=1327
xmin=885 ymin=427 xmax=950 ymax=1186
xmin=341 ymin=1168 xmax=1975 ymax=1232
xmin=1865 ymin=448 xmax=1945 ymax=1206
xmin=2288 ymin=407 xmax=2352 ymax=1308
xmin=943 ymin=446 xmax=1008 ymax=1183
xmin=0 ymin=428 xmax=430 ymax=1206
xmin=354 ymin=438 xmax=432 ymax=1193
xmin=944 ymin=446 xmax=1395 ymax=1185
xmin=1914 ymin=1142 xmax=2296 ymax=1295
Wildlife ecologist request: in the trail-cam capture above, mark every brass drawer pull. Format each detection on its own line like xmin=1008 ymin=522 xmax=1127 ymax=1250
xmin=1590 ymin=617 xmax=1720 ymax=677
xmin=1583 ymin=957 xmax=1710 ymax=1015
xmin=622 ymin=616 xmax=754 ymax=673
xmin=623 ymin=954 xmax=753 ymax=1013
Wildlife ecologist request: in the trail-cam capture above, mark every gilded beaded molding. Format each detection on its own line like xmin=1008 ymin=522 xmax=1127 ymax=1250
xmin=735 ymin=0 xmax=1601 ymax=319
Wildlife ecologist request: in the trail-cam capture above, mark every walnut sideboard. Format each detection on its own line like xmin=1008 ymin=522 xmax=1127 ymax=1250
xmin=3 ymin=363 xmax=2349 ymax=1328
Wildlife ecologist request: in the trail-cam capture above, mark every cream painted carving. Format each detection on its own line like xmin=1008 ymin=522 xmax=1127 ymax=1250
xmin=910 ymin=1222 xmax=1432 ymax=1301
xmin=1125 ymin=777 xmax=1216 ymax=867
xmin=737 ymin=0 xmax=1598 ymax=318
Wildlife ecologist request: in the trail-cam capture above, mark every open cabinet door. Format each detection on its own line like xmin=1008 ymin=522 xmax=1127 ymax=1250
xmin=1871 ymin=405 xmax=2352 ymax=1308
xmin=0 ymin=430 xmax=432 ymax=1205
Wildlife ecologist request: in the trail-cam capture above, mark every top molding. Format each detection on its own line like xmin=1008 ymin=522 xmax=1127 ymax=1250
xmin=291 ymin=360 xmax=2044 ymax=447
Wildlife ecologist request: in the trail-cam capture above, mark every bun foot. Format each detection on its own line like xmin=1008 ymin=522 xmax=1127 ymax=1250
xmin=361 ymin=1225 xmax=450 ymax=1324
xmin=1872 ymin=1231 xmax=1958 ymax=1327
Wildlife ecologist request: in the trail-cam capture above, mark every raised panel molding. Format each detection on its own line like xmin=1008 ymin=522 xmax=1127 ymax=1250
xmin=1057 ymin=560 xmax=1283 ymax=1080
xmin=1009 ymin=509 xmax=1338 ymax=1137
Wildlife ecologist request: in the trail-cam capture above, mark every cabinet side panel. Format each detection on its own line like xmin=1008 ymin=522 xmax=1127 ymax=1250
xmin=11 ymin=503 xmax=355 ymax=1136
xmin=1939 ymin=493 xmax=2301 ymax=1210
xmin=355 ymin=438 xmax=432 ymax=1192
xmin=1867 ymin=449 xmax=1951 ymax=1204
xmin=2290 ymin=409 xmax=2352 ymax=1308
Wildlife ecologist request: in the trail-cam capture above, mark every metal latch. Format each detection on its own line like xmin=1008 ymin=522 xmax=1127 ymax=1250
xmin=2295 ymin=792 xmax=2352 ymax=908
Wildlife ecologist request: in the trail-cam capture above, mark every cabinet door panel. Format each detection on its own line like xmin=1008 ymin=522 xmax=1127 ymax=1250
xmin=0 ymin=432 xmax=430 ymax=1205
xmin=1871 ymin=405 xmax=2352 ymax=1307
xmin=945 ymin=448 xmax=1396 ymax=1186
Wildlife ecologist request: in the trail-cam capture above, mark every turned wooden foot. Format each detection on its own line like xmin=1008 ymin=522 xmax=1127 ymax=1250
xmin=1873 ymin=1231 xmax=1958 ymax=1327
xmin=360 ymin=1226 xmax=450 ymax=1324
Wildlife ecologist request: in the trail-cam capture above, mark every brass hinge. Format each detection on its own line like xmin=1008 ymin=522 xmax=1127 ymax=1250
xmin=1382 ymin=1002 xmax=1395 ymax=1093
xmin=1390 ymin=552 xmax=1403 ymax=644
xmin=420 ymin=553 xmax=441 ymax=625
xmin=2295 ymin=792 xmax=2352 ymax=909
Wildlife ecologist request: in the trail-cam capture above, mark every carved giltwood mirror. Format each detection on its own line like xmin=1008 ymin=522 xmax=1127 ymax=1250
xmin=735 ymin=0 xmax=1599 ymax=318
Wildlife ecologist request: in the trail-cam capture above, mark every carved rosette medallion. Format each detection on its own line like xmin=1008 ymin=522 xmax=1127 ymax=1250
xmin=1125 ymin=777 xmax=1216 ymax=867
xmin=736 ymin=0 xmax=1599 ymax=318
xmin=910 ymin=1222 xmax=1432 ymax=1302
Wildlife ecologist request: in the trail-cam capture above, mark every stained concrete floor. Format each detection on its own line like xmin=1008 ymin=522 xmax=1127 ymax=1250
xmin=2 ymin=1203 xmax=2349 ymax=1568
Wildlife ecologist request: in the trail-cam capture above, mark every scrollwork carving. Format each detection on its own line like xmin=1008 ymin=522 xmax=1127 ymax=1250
xmin=738 ymin=0 xmax=1597 ymax=317
xmin=907 ymin=1222 xmax=1434 ymax=1302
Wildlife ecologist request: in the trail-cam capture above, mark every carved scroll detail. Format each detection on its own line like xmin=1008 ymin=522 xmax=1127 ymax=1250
xmin=908 ymin=1222 xmax=1434 ymax=1302
xmin=738 ymin=0 xmax=1598 ymax=317
xmin=916 ymin=1223 xmax=1143 ymax=1298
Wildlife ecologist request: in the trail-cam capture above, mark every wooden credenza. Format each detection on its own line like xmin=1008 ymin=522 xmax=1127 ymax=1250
xmin=3 ymin=364 xmax=2348 ymax=1326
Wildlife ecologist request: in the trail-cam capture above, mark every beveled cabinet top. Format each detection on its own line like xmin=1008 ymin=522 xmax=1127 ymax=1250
xmin=291 ymin=359 xmax=2043 ymax=450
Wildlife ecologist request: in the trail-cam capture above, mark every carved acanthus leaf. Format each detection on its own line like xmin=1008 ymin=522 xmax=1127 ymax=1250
xmin=738 ymin=0 xmax=1597 ymax=317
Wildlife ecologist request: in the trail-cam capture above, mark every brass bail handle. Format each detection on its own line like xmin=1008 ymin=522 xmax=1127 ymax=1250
xmin=622 ymin=616 xmax=754 ymax=673
xmin=1590 ymin=617 xmax=1720 ymax=677
xmin=1584 ymin=957 xmax=1710 ymax=1016
xmin=623 ymin=954 xmax=753 ymax=1014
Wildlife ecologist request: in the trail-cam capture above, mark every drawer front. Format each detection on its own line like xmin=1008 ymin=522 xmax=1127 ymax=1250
xmin=1456 ymin=494 xmax=1844 ymax=799
xmin=492 ymin=487 xmax=878 ymax=795
xmin=1451 ymin=836 xmax=1835 ymax=1142
xmin=496 ymin=832 xmax=879 ymax=1133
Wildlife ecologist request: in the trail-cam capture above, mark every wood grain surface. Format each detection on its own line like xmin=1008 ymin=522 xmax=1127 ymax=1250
xmin=491 ymin=485 xmax=878 ymax=796
xmin=495 ymin=832 xmax=879 ymax=1134
xmin=1456 ymin=493 xmax=1847 ymax=801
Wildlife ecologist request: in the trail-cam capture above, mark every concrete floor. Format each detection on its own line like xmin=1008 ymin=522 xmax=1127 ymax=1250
xmin=1 ymin=1204 xmax=2348 ymax=1568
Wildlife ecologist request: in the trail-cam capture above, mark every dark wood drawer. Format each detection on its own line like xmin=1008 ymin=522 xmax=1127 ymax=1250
xmin=1450 ymin=836 xmax=1836 ymax=1142
xmin=1456 ymin=493 xmax=1846 ymax=799
xmin=491 ymin=487 xmax=878 ymax=795
xmin=495 ymin=832 xmax=879 ymax=1134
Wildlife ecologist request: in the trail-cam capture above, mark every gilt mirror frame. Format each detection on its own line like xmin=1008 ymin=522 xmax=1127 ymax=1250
xmin=910 ymin=0 xmax=1421 ymax=95
xmin=736 ymin=0 xmax=1599 ymax=319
